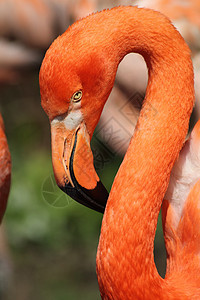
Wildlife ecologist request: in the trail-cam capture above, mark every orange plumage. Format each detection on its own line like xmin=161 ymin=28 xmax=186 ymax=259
xmin=40 ymin=6 xmax=200 ymax=299
xmin=0 ymin=114 xmax=11 ymax=222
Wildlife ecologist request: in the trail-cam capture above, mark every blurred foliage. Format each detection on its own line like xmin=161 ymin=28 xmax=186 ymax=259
xmin=0 ymin=70 xmax=166 ymax=299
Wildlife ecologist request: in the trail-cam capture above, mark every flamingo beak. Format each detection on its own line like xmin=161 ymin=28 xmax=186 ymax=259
xmin=51 ymin=121 xmax=108 ymax=213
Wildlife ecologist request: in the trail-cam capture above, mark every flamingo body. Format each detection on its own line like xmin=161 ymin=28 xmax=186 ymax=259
xmin=165 ymin=119 xmax=200 ymax=229
xmin=163 ymin=120 xmax=200 ymax=288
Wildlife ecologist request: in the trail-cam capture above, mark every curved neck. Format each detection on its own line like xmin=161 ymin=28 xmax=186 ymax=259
xmin=96 ymin=7 xmax=194 ymax=298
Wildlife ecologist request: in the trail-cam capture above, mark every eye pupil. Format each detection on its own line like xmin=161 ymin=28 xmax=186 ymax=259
xmin=72 ymin=90 xmax=82 ymax=102
xmin=74 ymin=92 xmax=80 ymax=99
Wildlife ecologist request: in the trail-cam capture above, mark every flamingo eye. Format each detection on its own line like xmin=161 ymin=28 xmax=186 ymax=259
xmin=72 ymin=90 xmax=82 ymax=102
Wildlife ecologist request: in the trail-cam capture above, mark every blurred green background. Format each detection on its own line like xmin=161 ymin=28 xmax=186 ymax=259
xmin=0 ymin=69 xmax=166 ymax=300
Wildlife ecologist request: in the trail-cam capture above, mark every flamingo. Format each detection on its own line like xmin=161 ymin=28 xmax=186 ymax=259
xmin=0 ymin=115 xmax=13 ymax=298
xmin=39 ymin=6 xmax=200 ymax=298
xmin=0 ymin=114 xmax=11 ymax=221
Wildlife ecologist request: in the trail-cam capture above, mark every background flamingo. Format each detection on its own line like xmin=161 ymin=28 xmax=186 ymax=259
xmin=0 ymin=114 xmax=12 ymax=299
xmin=40 ymin=6 xmax=200 ymax=298
xmin=0 ymin=114 xmax=11 ymax=222
xmin=0 ymin=0 xmax=95 ymax=83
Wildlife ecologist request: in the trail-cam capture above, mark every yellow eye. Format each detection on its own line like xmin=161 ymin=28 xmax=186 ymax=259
xmin=72 ymin=90 xmax=82 ymax=102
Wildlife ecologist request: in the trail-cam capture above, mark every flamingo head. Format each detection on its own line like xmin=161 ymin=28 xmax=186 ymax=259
xmin=39 ymin=23 xmax=117 ymax=213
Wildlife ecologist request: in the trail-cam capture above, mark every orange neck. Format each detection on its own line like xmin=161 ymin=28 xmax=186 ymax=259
xmin=95 ymin=7 xmax=194 ymax=298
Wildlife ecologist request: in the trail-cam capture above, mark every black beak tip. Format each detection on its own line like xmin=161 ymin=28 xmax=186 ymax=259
xmin=59 ymin=181 xmax=108 ymax=213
